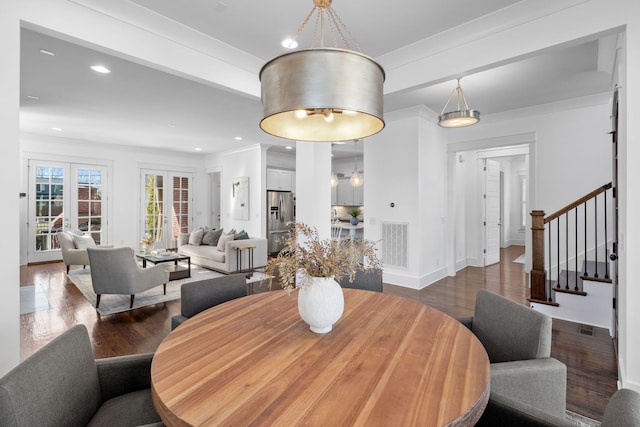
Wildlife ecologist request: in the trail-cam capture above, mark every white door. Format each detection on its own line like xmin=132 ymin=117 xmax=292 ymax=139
xmin=484 ymin=159 xmax=501 ymax=266
xmin=210 ymin=172 xmax=221 ymax=230
xmin=141 ymin=170 xmax=192 ymax=250
xmin=28 ymin=161 xmax=108 ymax=263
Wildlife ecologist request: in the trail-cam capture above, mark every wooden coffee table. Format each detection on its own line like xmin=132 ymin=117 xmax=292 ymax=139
xmin=151 ymin=289 xmax=490 ymax=426
xmin=136 ymin=252 xmax=191 ymax=281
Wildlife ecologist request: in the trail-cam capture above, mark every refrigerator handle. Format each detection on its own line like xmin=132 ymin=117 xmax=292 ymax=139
xmin=279 ymin=197 xmax=283 ymax=223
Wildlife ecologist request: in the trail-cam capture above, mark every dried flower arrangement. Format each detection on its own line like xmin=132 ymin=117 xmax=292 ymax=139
xmin=140 ymin=233 xmax=155 ymax=246
xmin=266 ymin=222 xmax=381 ymax=291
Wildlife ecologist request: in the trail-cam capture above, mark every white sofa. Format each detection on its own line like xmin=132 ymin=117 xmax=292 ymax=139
xmin=177 ymin=232 xmax=267 ymax=274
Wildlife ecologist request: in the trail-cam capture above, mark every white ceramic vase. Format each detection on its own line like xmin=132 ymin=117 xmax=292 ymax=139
xmin=298 ymin=276 xmax=344 ymax=334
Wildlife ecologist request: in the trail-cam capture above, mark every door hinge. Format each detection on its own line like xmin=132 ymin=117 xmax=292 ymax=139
xmin=483 ymin=193 xmax=486 ymax=199
xmin=612 ymin=187 xmax=617 ymax=198
xmin=483 ymin=221 xmax=486 ymax=226
xmin=483 ymin=249 xmax=486 ymax=254
xmin=613 ymin=297 xmax=616 ymax=310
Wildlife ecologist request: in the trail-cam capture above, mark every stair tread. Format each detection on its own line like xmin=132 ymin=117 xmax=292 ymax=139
xmin=581 ymin=260 xmax=611 ymax=282
xmin=552 ymin=270 xmax=587 ymax=295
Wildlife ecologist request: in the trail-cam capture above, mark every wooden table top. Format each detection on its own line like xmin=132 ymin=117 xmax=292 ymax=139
xmin=151 ymin=289 xmax=490 ymax=427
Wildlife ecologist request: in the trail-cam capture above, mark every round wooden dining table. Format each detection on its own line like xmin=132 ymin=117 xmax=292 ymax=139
xmin=151 ymin=289 xmax=490 ymax=426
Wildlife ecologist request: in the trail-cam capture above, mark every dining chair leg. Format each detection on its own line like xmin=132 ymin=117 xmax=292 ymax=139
xmin=130 ymin=295 xmax=135 ymax=308
xmin=96 ymin=294 xmax=101 ymax=308
xmin=163 ymin=283 xmax=167 ymax=295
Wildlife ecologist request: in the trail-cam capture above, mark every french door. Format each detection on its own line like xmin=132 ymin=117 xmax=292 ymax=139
xmin=141 ymin=170 xmax=192 ymax=250
xmin=28 ymin=160 xmax=108 ymax=263
xmin=484 ymin=158 xmax=501 ymax=266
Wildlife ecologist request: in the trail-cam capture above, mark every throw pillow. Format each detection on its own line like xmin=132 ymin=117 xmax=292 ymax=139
xmin=234 ymin=230 xmax=249 ymax=240
xmin=202 ymin=229 xmax=223 ymax=246
xmin=188 ymin=228 xmax=205 ymax=246
xmin=217 ymin=232 xmax=235 ymax=251
xmin=73 ymin=234 xmax=96 ymax=249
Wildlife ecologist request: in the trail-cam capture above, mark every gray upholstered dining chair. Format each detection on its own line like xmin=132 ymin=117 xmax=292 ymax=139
xmin=338 ymin=268 xmax=383 ymax=292
xmin=0 ymin=324 xmax=163 ymax=427
xmin=459 ymin=290 xmax=568 ymax=423
xmin=87 ymin=246 xmax=169 ymax=309
xmin=479 ymin=387 xmax=640 ymax=426
xmin=171 ymin=273 xmax=247 ymax=330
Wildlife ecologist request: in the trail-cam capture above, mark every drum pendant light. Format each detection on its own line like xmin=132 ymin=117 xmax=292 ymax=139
xmin=438 ymin=79 xmax=480 ymax=128
xmin=259 ymin=0 xmax=385 ymax=142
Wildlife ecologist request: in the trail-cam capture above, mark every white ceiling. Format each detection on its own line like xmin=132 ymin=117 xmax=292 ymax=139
xmin=19 ymin=0 xmax=617 ymax=159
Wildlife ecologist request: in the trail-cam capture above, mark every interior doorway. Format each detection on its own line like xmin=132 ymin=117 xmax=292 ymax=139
xmin=449 ymin=140 xmax=531 ymax=272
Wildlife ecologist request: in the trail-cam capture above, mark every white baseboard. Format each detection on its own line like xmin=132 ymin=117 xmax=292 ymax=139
xmin=383 ymin=266 xmax=447 ymax=290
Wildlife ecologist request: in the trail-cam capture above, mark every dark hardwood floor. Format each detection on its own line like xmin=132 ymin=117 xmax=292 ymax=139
xmin=19 ymin=245 xmax=617 ymax=421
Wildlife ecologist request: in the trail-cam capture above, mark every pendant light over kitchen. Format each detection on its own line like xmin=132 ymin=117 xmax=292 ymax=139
xmin=259 ymin=0 xmax=385 ymax=142
xmin=350 ymin=139 xmax=363 ymax=187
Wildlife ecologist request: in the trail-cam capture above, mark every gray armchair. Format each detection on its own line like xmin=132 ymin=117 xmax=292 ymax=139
xmin=0 ymin=325 xmax=163 ymax=426
xmin=87 ymin=247 xmax=169 ymax=309
xmin=171 ymin=274 xmax=247 ymax=330
xmin=338 ymin=268 xmax=383 ymax=292
xmin=459 ymin=290 xmax=568 ymax=423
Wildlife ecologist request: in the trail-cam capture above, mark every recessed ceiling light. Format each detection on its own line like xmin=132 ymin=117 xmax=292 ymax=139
xmin=281 ymin=38 xmax=298 ymax=49
xmin=234 ymin=136 xmax=243 ymax=140
xmin=39 ymin=49 xmax=55 ymax=56
xmin=195 ymin=148 xmax=202 ymax=151
xmin=90 ymin=65 xmax=111 ymax=74
xmin=285 ymin=146 xmax=293 ymax=150
xmin=27 ymin=95 xmax=40 ymax=100
xmin=51 ymin=127 xmax=62 ymax=132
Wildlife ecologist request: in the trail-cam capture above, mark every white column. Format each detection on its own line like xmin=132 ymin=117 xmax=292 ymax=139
xmin=0 ymin=0 xmax=22 ymax=376
xmin=295 ymin=142 xmax=332 ymax=239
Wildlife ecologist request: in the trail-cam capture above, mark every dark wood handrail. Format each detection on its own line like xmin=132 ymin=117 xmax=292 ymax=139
xmin=544 ymin=182 xmax=612 ymax=224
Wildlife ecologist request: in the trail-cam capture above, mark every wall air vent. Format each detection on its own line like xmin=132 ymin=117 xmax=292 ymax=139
xmin=381 ymin=222 xmax=408 ymax=269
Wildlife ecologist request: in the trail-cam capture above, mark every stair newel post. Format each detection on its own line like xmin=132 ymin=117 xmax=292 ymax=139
xmin=531 ymin=210 xmax=547 ymax=301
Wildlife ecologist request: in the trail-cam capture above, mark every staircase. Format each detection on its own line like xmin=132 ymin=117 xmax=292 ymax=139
xmin=529 ymin=183 xmax=615 ymax=335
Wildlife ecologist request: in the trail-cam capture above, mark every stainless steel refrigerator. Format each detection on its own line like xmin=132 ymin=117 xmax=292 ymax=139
xmin=267 ymin=191 xmax=295 ymax=255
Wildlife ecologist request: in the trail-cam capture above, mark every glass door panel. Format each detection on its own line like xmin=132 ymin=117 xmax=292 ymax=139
xmin=33 ymin=165 xmax=66 ymax=255
xmin=28 ymin=160 xmax=108 ymax=263
xmin=142 ymin=170 xmax=192 ymax=249
xmin=73 ymin=166 xmax=106 ymax=245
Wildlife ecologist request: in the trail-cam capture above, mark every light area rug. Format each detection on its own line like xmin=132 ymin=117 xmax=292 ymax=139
xmin=67 ymin=265 xmax=223 ymax=315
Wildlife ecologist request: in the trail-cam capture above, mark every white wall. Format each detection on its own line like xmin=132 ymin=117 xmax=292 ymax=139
xmin=0 ymin=1 xmax=21 ymax=376
xmin=266 ymin=150 xmax=295 ymax=170
xmin=366 ymin=107 xmax=448 ymax=288
xmin=211 ymin=144 xmax=265 ymax=238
